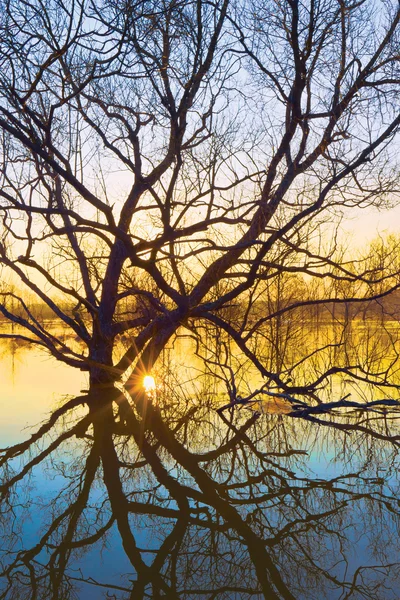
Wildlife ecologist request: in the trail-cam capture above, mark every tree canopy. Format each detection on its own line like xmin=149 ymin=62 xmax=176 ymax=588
xmin=0 ymin=0 xmax=399 ymax=403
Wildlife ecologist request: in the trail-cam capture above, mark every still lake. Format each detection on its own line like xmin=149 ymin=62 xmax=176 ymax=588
xmin=1 ymin=324 xmax=400 ymax=599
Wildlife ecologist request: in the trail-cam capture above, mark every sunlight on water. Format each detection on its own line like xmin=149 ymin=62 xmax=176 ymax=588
xmin=0 ymin=334 xmax=86 ymax=444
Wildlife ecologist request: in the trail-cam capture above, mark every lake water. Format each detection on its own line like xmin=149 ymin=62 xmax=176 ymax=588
xmin=1 ymin=327 xmax=400 ymax=599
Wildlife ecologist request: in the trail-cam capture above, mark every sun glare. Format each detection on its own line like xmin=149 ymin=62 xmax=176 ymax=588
xmin=143 ymin=375 xmax=156 ymax=395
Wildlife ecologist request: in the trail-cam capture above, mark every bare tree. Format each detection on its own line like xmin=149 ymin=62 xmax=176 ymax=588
xmin=0 ymin=0 xmax=399 ymax=407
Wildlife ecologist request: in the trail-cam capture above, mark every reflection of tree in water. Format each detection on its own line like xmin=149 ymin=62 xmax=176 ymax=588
xmin=1 ymin=379 xmax=400 ymax=599
xmin=0 ymin=336 xmax=31 ymax=384
xmin=186 ymin=291 xmax=400 ymax=410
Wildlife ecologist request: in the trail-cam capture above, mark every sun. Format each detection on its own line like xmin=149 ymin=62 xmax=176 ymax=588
xmin=143 ymin=375 xmax=156 ymax=395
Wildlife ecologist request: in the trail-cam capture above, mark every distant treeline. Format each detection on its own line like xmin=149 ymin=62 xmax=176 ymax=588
xmin=310 ymin=293 xmax=400 ymax=322
xmin=1 ymin=291 xmax=400 ymax=327
xmin=236 ymin=291 xmax=400 ymax=326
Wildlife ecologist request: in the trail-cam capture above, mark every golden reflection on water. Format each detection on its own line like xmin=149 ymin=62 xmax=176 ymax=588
xmin=1 ymin=318 xmax=400 ymax=443
xmin=0 ymin=333 xmax=85 ymax=443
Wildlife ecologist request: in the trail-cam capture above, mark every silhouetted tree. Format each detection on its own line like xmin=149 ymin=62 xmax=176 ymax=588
xmin=0 ymin=0 xmax=399 ymax=406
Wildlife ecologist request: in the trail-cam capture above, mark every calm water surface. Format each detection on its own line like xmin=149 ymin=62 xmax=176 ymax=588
xmin=1 ymin=330 xmax=400 ymax=599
